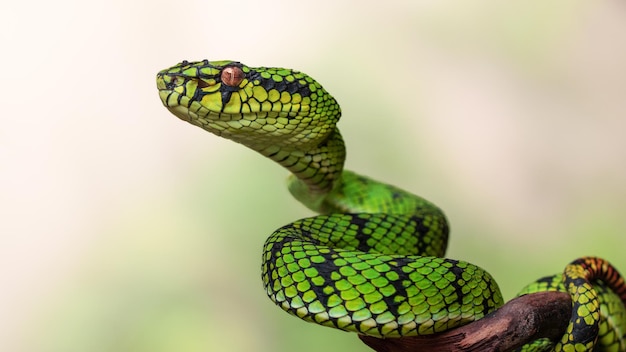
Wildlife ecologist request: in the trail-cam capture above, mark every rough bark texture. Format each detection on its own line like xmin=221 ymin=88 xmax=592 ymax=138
xmin=359 ymin=291 xmax=571 ymax=352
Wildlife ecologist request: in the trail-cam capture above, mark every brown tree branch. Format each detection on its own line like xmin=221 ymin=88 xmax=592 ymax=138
xmin=359 ymin=291 xmax=571 ymax=352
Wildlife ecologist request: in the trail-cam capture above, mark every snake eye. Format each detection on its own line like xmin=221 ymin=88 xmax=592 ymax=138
xmin=221 ymin=66 xmax=245 ymax=87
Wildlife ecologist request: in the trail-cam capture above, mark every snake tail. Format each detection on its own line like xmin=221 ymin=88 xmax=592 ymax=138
xmin=517 ymin=256 xmax=626 ymax=351
xmin=555 ymin=257 xmax=626 ymax=351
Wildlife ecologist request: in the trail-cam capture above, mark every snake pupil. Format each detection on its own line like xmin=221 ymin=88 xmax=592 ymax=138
xmin=221 ymin=66 xmax=244 ymax=87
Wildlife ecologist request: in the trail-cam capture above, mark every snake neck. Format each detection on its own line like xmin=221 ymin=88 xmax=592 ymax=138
xmin=277 ymin=128 xmax=346 ymax=213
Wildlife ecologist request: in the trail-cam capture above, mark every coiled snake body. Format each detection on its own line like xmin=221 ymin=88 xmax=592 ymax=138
xmin=157 ymin=60 xmax=626 ymax=351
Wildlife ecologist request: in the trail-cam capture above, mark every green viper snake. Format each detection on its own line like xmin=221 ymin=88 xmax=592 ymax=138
xmin=157 ymin=60 xmax=626 ymax=351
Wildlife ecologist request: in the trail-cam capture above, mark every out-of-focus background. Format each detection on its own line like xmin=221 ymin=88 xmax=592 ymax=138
xmin=2 ymin=1 xmax=625 ymax=351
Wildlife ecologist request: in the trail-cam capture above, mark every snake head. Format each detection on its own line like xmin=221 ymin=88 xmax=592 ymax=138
xmin=156 ymin=60 xmax=341 ymax=151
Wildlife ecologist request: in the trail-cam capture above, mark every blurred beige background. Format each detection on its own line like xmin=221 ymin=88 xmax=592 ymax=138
xmin=1 ymin=0 xmax=625 ymax=351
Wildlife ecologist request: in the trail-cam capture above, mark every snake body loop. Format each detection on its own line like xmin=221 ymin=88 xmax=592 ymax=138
xmin=157 ymin=60 xmax=626 ymax=350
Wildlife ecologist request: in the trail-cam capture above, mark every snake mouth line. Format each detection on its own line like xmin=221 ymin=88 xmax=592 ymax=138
xmin=159 ymin=89 xmax=245 ymax=124
xmin=158 ymin=89 xmax=191 ymax=123
xmin=161 ymin=90 xmax=281 ymax=140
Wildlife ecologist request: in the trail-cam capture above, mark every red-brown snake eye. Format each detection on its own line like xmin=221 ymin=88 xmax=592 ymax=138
xmin=221 ymin=66 xmax=245 ymax=87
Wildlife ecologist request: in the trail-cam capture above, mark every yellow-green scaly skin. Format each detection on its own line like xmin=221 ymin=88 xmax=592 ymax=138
xmin=515 ymin=257 xmax=626 ymax=351
xmin=156 ymin=60 xmax=626 ymax=349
